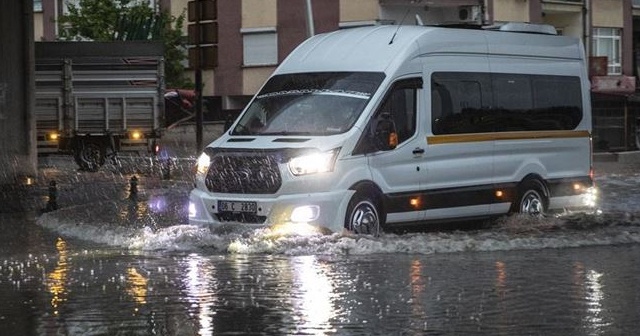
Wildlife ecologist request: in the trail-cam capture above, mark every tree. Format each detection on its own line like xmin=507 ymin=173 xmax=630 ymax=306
xmin=58 ymin=0 xmax=193 ymax=89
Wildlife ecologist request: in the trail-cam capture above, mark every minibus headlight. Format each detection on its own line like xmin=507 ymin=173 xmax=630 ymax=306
xmin=196 ymin=152 xmax=211 ymax=176
xmin=288 ymin=148 xmax=339 ymax=176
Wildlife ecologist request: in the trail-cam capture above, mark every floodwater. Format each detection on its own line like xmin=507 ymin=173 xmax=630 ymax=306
xmin=1 ymin=157 xmax=640 ymax=335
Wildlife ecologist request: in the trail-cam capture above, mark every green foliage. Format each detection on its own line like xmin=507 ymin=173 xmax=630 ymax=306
xmin=58 ymin=0 xmax=193 ymax=89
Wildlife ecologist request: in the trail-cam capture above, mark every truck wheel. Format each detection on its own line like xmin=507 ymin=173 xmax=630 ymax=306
xmin=74 ymin=141 xmax=106 ymax=172
xmin=344 ymin=190 xmax=384 ymax=236
xmin=511 ymin=180 xmax=547 ymax=216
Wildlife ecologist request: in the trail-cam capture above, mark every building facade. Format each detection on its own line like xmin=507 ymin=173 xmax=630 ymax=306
xmin=34 ymin=0 xmax=640 ymax=150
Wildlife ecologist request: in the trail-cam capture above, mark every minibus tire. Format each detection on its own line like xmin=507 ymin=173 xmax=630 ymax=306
xmin=345 ymin=192 xmax=384 ymax=236
xmin=512 ymin=180 xmax=547 ymax=216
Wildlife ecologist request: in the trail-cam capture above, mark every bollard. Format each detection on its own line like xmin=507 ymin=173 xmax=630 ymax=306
xmin=46 ymin=180 xmax=58 ymax=212
xmin=129 ymin=175 xmax=138 ymax=200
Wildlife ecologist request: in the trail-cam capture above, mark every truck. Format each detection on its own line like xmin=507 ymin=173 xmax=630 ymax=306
xmin=35 ymin=41 xmax=165 ymax=171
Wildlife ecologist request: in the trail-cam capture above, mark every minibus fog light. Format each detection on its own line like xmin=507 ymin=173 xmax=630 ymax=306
xmin=290 ymin=205 xmax=320 ymax=223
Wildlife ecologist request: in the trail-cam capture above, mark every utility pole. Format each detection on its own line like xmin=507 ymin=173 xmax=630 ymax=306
xmin=188 ymin=0 xmax=217 ymax=154
xmin=194 ymin=0 xmax=203 ymax=153
xmin=304 ymin=0 xmax=314 ymax=38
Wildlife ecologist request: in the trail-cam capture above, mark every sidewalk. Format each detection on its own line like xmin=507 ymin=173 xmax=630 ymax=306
xmin=593 ymin=151 xmax=640 ymax=176
xmin=593 ymin=150 xmax=640 ymax=164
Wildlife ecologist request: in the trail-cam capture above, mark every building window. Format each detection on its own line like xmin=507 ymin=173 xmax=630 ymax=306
xmin=592 ymin=27 xmax=622 ymax=75
xmin=241 ymin=28 xmax=277 ymax=67
xmin=34 ymin=0 xmax=42 ymax=12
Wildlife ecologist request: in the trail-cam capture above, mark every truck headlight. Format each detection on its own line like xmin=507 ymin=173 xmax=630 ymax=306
xmin=196 ymin=152 xmax=211 ymax=176
xmin=288 ymin=148 xmax=339 ymax=176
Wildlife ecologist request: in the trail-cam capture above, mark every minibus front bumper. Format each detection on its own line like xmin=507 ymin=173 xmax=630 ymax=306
xmin=188 ymin=188 xmax=355 ymax=234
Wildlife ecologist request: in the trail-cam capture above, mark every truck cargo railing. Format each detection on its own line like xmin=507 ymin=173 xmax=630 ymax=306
xmin=34 ymin=41 xmax=165 ymax=171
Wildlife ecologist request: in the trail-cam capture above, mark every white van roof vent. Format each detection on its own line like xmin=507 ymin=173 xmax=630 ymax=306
xmin=486 ymin=22 xmax=557 ymax=35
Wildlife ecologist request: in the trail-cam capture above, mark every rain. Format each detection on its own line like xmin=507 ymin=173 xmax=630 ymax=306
xmin=3 ymin=1 xmax=640 ymax=333
xmin=32 ymin=158 xmax=640 ymax=256
xmin=1 ymin=153 xmax=640 ymax=335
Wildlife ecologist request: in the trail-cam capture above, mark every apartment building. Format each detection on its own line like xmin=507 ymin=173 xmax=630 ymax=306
xmin=34 ymin=0 xmax=640 ymax=149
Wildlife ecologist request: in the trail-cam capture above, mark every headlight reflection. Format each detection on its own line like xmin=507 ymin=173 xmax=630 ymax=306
xmin=184 ymin=254 xmax=217 ymax=335
xmin=293 ymin=256 xmax=337 ymax=334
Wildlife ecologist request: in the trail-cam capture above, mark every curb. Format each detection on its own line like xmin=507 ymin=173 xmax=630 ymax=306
xmin=594 ymin=151 xmax=640 ymax=164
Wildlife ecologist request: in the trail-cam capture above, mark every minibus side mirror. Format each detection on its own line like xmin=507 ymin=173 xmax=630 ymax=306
xmin=372 ymin=113 xmax=398 ymax=151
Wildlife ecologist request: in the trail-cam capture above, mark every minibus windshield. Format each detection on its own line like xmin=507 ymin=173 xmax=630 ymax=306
xmin=231 ymin=72 xmax=385 ymax=136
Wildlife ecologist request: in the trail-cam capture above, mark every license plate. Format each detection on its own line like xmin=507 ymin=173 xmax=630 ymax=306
xmin=218 ymin=200 xmax=257 ymax=213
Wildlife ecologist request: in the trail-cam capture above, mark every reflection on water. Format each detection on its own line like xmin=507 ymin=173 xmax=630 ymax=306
xmin=126 ymin=267 xmax=148 ymax=307
xmin=6 ymin=148 xmax=640 ymax=334
xmin=494 ymin=261 xmax=507 ymax=294
xmin=293 ymin=256 xmax=335 ymax=334
xmin=46 ymin=237 xmax=68 ymax=316
xmin=572 ymin=261 xmax=612 ymax=336
xmin=409 ymin=259 xmax=427 ymax=333
xmin=183 ymin=253 xmax=217 ymax=336
xmin=0 ymin=245 xmax=639 ymax=335
xmin=583 ymin=269 xmax=610 ymax=335
xmin=8 ymin=166 xmax=640 ymax=335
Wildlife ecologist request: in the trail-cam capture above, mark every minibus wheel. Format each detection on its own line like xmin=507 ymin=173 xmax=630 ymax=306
xmin=512 ymin=180 xmax=547 ymax=216
xmin=345 ymin=192 xmax=384 ymax=236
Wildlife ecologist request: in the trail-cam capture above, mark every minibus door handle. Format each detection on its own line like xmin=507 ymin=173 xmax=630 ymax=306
xmin=412 ymin=147 xmax=425 ymax=155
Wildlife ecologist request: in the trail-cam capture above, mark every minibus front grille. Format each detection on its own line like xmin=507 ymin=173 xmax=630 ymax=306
xmin=205 ymin=152 xmax=282 ymax=194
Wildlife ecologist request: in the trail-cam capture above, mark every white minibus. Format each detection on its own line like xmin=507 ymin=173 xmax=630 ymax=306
xmin=189 ymin=23 xmax=596 ymax=235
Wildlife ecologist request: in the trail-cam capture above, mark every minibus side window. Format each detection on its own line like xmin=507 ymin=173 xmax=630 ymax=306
xmin=381 ymin=83 xmax=418 ymax=144
xmin=353 ymin=78 xmax=421 ymax=154
xmin=431 ymin=72 xmax=583 ymax=134
xmin=431 ymin=73 xmax=487 ymax=135
xmin=491 ymin=74 xmax=533 ymax=132
xmin=531 ymin=75 xmax=583 ymax=130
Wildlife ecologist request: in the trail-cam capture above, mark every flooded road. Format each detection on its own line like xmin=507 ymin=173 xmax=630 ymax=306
xmin=1 ymin=156 xmax=640 ymax=335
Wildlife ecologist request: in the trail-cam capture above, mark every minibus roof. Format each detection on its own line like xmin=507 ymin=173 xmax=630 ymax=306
xmin=274 ymin=25 xmax=583 ymax=75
